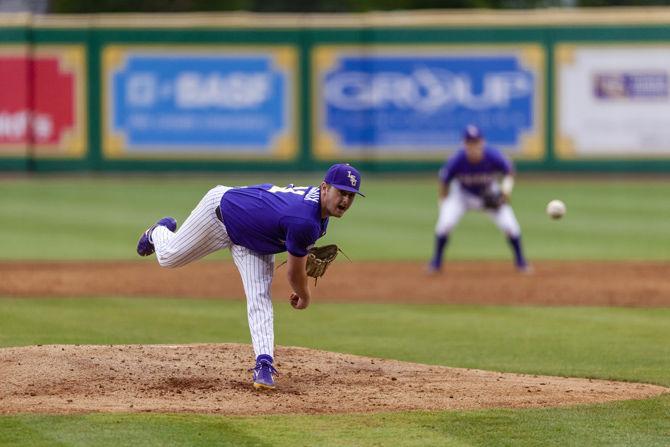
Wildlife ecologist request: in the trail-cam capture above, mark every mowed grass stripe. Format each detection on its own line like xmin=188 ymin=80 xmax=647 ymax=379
xmin=0 ymin=396 xmax=668 ymax=447
xmin=0 ymin=176 xmax=669 ymax=260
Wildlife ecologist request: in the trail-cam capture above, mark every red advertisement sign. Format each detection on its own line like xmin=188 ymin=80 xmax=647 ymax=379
xmin=0 ymin=46 xmax=86 ymax=157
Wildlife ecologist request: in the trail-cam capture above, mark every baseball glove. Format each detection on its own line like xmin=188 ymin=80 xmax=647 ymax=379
xmin=306 ymin=244 xmax=341 ymax=283
xmin=275 ymin=244 xmax=349 ymax=285
xmin=482 ymin=190 xmax=505 ymax=210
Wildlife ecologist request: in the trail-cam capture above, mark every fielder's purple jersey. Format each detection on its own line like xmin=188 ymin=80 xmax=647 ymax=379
xmin=439 ymin=146 xmax=513 ymax=196
xmin=220 ymin=184 xmax=328 ymax=257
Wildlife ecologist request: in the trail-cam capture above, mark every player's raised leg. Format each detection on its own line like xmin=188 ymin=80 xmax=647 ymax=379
xmin=430 ymin=191 xmax=466 ymax=273
xmin=151 ymin=185 xmax=232 ymax=268
xmin=230 ymin=244 xmax=277 ymax=389
xmin=488 ymin=204 xmax=529 ymax=271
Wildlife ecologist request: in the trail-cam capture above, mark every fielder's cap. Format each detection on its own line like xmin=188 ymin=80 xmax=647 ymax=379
xmin=324 ymin=163 xmax=365 ymax=197
xmin=463 ymin=125 xmax=484 ymax=142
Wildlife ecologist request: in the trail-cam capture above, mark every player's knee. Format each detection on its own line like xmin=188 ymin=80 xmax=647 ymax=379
xmin=504 ymin=227 xmax=521 ymax=239
xmin=435 ymin=220 xmax=455 ymax=235
xmin=435 ymin=228 xmax=450 ymax=238
xmin=156 ymin=250 xmax=186 ymax=269
xmin=156 ymin=255 xmax=178 ymax=269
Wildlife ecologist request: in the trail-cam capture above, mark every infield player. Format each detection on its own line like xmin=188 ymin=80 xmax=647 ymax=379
xmin=136 ymin=163 xmax=364 ymax=389
xmin=429 ymin=125 xmax=529 ymax=273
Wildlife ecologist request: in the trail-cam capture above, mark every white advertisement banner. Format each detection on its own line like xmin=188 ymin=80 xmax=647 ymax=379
xmin=556 ymin=44 xmax=670 ymax=158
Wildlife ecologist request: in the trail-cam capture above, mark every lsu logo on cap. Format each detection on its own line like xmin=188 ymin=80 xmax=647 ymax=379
xmin=347 ymin=170 xmax=358 ymax=186
xmin=324 ymin=163 xmax=365 ymax=196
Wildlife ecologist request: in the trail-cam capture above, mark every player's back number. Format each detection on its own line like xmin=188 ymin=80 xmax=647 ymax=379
xmin=268 ymin=185 xmax=309 ymax=196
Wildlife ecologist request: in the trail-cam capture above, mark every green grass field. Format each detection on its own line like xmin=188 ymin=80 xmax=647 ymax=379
xmin=1 ymin=175 xmax=669 ymax=261
xmin=0 ymin=175 xmax=669 ymax=446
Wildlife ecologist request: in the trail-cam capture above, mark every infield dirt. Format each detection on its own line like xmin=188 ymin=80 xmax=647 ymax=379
xmin=1 ymin=260 xmax=669 ymax=307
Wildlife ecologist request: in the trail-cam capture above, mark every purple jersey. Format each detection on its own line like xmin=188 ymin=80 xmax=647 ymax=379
xmin=220 ymin=184 xmax=328 ymax=257
xmin=438 ymin=146 xmax=513 ymax=196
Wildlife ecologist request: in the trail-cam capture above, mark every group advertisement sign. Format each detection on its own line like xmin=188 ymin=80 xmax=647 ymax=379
xmin=312 ymin=45 xmax=545 ymax=160
xmin=103 ymin=46 xmax=298 ymax=159
xmin=0 ymin=45 xmax=87 ymax=158
xmin=556 ymin=44 xmax=670 ymax=158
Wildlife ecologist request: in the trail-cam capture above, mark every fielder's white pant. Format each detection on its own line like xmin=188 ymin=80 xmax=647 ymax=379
xmin=151 ymin=185 xmax=275 ymax=359
xmin=435 ymin=181 xmax=521 ymax=238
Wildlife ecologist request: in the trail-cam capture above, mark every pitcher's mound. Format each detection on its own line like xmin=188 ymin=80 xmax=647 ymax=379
xmin=0 ymin=344 xmax=666 ymax=415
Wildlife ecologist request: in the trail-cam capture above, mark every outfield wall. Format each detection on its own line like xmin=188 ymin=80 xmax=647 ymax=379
xmin=2 ymin=9 xmax=670 ymax=172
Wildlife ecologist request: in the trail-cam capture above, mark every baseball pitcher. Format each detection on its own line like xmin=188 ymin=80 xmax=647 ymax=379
xmin=136 ymin=163 xmax=364 ymax=389
xmin=429 ymin=125 xmax=529 ymax=273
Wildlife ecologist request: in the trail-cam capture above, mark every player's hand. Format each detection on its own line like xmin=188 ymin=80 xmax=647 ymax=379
xmin=289 ymin=292 xmax=310 ymax=310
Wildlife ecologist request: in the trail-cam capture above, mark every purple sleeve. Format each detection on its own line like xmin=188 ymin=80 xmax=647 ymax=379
xmin=281 ymin=216 xmax=320 ymax=257
xmin=438 ymin=152 xmax=461 ymax=184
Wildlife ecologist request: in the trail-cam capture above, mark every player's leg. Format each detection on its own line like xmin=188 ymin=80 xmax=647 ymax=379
xmin=152 ymin=185 xmax=232 ymax=268
xmin=230 ymin=244 xmax=277 ymax=389
xmin=430 ymin=187 xmax=467 ymax=272
xmin=487 ymin=204 xmax=529 ymax=271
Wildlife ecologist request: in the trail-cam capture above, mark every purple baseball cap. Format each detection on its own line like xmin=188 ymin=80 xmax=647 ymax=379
xmin=463 ymin=125 xmax=484 ymax=142
xmin=323 ymin=163 xmax=365 ymax=197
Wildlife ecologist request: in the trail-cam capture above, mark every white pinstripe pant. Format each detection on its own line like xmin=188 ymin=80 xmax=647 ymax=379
xmin=435 ymin=181 xmax=522 ymax=238
xmin=152 ymin=185 xmax=275 ymax=359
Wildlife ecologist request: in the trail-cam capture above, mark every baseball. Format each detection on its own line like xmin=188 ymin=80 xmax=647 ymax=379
xmin=546 ymin=199 xmax=566 ymax=219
